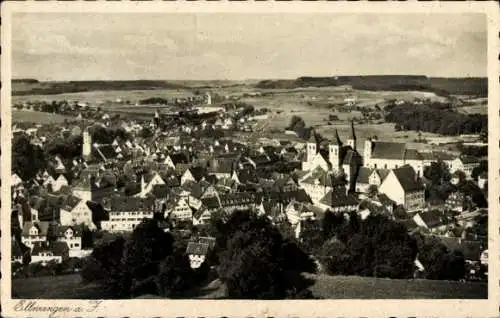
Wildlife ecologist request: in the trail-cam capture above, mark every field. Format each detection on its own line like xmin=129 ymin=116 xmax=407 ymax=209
xmin=12 ymin=273 xmax=487 ymax=299
xmin=305 ymin=274 xmax=487 ymax=299
xmin=13 ymin=110 xmax=77 ymax=124
xmin=12 ymin=274 xmax=111 ymax=299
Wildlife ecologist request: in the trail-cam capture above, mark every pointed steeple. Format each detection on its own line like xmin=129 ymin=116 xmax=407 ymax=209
xmin=331 ymin=129 xmax=342 ymax=146
xmin=347 ymin=121 xmax=356 ymax=150
xmin=349 ymin=120 xmax=356 ymax=140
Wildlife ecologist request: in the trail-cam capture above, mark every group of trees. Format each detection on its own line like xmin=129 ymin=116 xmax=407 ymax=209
xmin=82 ymin=210 xmax=317 ymax=299
xmin=88 ymin=125 xmax=132 ymax=145
xmin=305 ymin=212 xmax=418 ymax=279
xmin=81 ymin=219 xmax=198 ymax=298
xmin=209 ymin=210 xmax=316 ymax=299
xmin=301 ymin=210 xmax=467 ymax=281
xmin=423 ymin=161 xmax=487 ymax=208
xmin=386 ymin=103 xmax=487 ymax=136
xmin=285 ymin=115 xmax=313 ymax=140
xmin=12 ymin=134 xmax=47 ymax=181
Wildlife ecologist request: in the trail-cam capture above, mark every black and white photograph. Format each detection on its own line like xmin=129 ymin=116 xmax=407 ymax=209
xmin=1 ymin=2 xmax=498 ymax=317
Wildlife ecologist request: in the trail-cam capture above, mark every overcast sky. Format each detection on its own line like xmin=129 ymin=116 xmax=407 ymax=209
xmin=12 ymin=13 xmax=487 ymax=81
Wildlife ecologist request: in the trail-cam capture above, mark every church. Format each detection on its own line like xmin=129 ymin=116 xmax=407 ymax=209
xmin=301 ymin=121 xmax=363 ymax=191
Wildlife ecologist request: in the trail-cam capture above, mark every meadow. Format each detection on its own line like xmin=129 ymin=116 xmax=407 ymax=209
xmin=13 ymin=110 xmax=77 ymax=124
xmin=12 ymin=273 xmax=487 ymax=299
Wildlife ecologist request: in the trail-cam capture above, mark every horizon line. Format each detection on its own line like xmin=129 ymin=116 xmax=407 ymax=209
xmin=11 ymin=74 xmax=488 ymax=82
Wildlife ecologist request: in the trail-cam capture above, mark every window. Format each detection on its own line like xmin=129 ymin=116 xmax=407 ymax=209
xmin=374 ymin=164 xmax=377 ymax=169
xmin=384 ymin=164 xmax=387 ymax=169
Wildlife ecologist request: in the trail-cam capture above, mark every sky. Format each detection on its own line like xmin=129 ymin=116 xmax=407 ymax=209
xmin=12 ymin=13 xmax=487 ymax=81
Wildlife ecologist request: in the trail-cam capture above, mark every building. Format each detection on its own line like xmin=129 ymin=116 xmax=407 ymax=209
xmin=299 ymin=167 xmax=347 ymax=204
xmin=21 ymin=221 xmax=50 ymax=250
xmin=82 ymin=128 xmax=92 ymax=161
xmin=302 ymin=122 xmax=362 ymax=190
xmin=364 ymin=139 xmax=424 ymax=177
xmin=450 ymin=156 xmax=480 ymax=179
xmin=379 ymin=165 xmax=425 ymax=212
xmin=101 ymin=196 xmax=155 ymax=232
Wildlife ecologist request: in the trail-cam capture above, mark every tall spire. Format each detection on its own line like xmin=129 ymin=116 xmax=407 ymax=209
xmin=349 ymin=120 xmax=356 ymax=140
xmin=332 ymin=129 xmax=342 ymax=146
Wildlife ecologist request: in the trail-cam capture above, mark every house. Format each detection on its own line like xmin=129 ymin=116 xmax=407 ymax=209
xmin=181 ymin=166 xmax=208 ymax=185
xmin=12 ymin=173 xmax=23 ymax=187
xmin=450 ymin=156 xmax=479 ymax=179
xmin=450 ymin=171 xmax=465 ymax=186
xmin=379 ymin=165 xmax=425 ymax=212
xmin=445 ymin=191 xmax=471 ymax=212
xmin=478 ymin=171 xmax=487 ymax=189
xmin=355 ymin=167 xmax=390 ymax=193
xmin=55 ymin=225 xmax=83 ymax=257
xmin=413 ymin=211 xmax=449 ymax=233
xmin=21 ymin=221 xmax=50 ymax=250
xmin=186 ymin=242 xmax=210 ymax=269
xmin=285 ymin=201 xmax=323 ymax=238
xmin=256 ymin=197 xmax=282 ymax=218
xmin=317 ymin=189 xmax=359 ymax=213
xmin=164 ymin=153 xmax=190 ymax=171
xmin=101 ymin=196 xmax=155 ymax=232
xmin=299 ymin=167 xmax=347 ymax=204
xmin=166 ymin=195 xmax=194 ymax=222
xmin=439 ymin=236 xmax=484 ymax=264
xmin=30 ymin=241 xmax=69 ymax=265
xmin=59 ymin=195 xmax=96 ymax=230
xmin=139 ymin=171 xmax=166 ymax=198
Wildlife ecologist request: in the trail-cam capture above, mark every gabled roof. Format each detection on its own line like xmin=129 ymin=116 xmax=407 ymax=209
xmin=404 ymin=149 xmax=422 ymax=161
xmin=168 ymin=153 xmax=189 ymax=165
xmin=151 ymin=184 xmax=170 ymax=199
xmin=356 ymin=167 xmax=372 ymax=184
xmin=371 ymin=141 xmax=406 ymax=160
xmin=185 ymin=166 xmax=208 ymax=182
xmin=392 ymin=165 xmax=424 ymax=192
xmin=22 ymin=221 xmax=50 ymax=236
xmin=55 ymin=225 xmax=83 ymax=237
xmin=109 ymin=196 xmax=155 ymax=212
xmin=319 ymin=190 xmax=359 ymax=208
xmin=62 ymin=195 xmax=82 ymax=211
xmin=341 ymin=149 xmax=362 ymax=166
xmin=416 ymin=210 xmax=446 ymax=228
xmin=186 ymin=242 xmax=210 ymax=256
xmin=439 ymin=237 xmax=483 ymax=261
xmin=459 ymin=155 xmax=479 ymax=164
xmin=301 ymin=169 xmax=346 ymax=188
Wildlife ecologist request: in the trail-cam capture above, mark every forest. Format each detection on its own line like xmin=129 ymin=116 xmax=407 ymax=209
xmin=385 ymin=103 xmax=487 ymax=136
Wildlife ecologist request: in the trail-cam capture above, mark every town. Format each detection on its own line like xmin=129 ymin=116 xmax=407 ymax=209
xmin=11 ymin=85 xmax=489 ymax=298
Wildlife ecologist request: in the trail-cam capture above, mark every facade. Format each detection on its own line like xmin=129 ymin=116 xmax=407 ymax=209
xmin=379 ymin=165 xmax=425 ymax=211
xmin=301 ymin=122 xmax=362 ymax=191
xmin=450 ymin=156 xmax=480 ymax=179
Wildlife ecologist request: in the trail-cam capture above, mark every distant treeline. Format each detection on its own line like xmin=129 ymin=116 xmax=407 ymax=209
xmin=12 ymin=80 xmax=187 ymax=96
xmin=12 ymin=78 xmax=40 ymax=84
xmin=255 ymin=76 xmax=487 ymax=97
xmin=385 ymin=103 xmax=487 ymax=136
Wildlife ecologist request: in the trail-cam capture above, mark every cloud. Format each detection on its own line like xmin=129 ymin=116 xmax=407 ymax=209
xmin=11 ymin=12 xmax=487 ymax=80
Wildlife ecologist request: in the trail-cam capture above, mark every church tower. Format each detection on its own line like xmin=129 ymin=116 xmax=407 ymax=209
xmin=154 ymin=110 xmax=160 ymax=129
xmin=82 ymin=128 xmax=92 ymax=160
xmin=347 ymin=121 xmax=357 ymax=150
xmin=306 ymin=130 xmax=318 ymax=163
xmin=329 ymin=129 xmax=342 ymax=171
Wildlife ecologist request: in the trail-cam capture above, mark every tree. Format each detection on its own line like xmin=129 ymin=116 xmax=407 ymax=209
xmin=155 ymin=253 xmax=194 ymax=298
xmin=217 ymin=210 xmax=314 ymax=299
xmin=12 ymin=135 xmax=47 ymax=181
xmin=471 ymin=160 xmax=488 ymax=181
xmin=122 ymin=219 xmax=174 ymax=286
xmin=367 ymin=185 xmax=378 ymax=198
xmin=139 ymin=127 xmax=154 ymax=139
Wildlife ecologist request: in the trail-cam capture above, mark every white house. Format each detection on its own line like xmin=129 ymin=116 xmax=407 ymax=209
xmin=379 ymin=165 xmax=425 ymax=212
